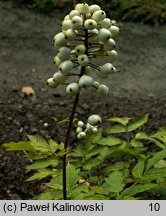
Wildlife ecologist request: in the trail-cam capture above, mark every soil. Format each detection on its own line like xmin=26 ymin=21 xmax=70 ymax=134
xmin=0 ymin=1 xmax=166 ymax=199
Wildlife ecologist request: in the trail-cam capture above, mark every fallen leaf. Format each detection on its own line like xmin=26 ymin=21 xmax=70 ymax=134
xmin=21 ymin=86 xmax=35 ymax=96
xmin=50 ymin=116 xmax=59 ymax=123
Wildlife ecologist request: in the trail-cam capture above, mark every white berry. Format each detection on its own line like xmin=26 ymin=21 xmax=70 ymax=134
xmin=88 ymin=114 xmax=102 ymax=126
xmin=66 ymin=82 xmax=79 ymax=95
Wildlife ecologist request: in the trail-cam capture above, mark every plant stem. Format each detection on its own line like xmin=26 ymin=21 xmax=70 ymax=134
xmin=62 ymin=26 xmax=88 ymax=200
xmin=62 ymin=66 xmax=85 ymax=200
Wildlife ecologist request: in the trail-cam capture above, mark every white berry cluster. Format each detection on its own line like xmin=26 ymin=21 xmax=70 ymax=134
xmin=47 ymin=3 xmax=120 ymax=97
xmin=76 ymin=114 xmax=102 ymax=139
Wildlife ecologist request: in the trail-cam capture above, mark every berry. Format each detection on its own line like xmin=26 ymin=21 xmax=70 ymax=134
xmin=79 ymin=75 xmax=94 ymax=88
xmin=98 ymin=28 xmax=112 ymax=42
xmin=92 ymin=127 xmax=98 ymax=133
xmin=93 ymin=81 xmax=100 ymax=88
xmin=66 ymin=82 xmax=79 ymax=95
xmin=53 ymin=56 xmax=62 ymax=66
xmin=104 ymin=38 xmax=116 ymax=51
xmin=53 ymin=71 xmax=67 ymax=84
xmin=47 ymin=78 xmax=59 ymax=88
xmin=72 ymin=16 xmax=83 ymax=30
xmin=69 ymin=10 xmax=81 ymax=19
xmin=78 ymin=54 xmax=89 ymax=66
xmin=85 ymin=66 xmax=92 ymax=75
xmin=97 ymin=84 xmax=109 ymax=96
xmin=92 ymin=10 xmax=106 ymax=23
xmin=64 ymin=29 xmax=76 ymax=41
xmin=88 ymin=114 xmax=102 ymax=126
xmin=53 ymin=32 xmax=67 ymax=47
xmin=84 ymin=19 xmax=97 ymax=30
xmin=77 ymin=131 xmax=86 ymax=139
xmin=62 ymin=20 xmax=72 ymax=30
xmin=100 ymin=63 xmax=114 ymax=74
xmin=100 ymin=18 xmax=112 ymax=29
xmin=78 ymin=121 xmax=84 ymax=127
xmin=75 ymin=44 xmax=86 ymax=55
xmin=76 ymin=127 xmax=83 ymax=133
xmin=75 ymin=3 xmax=90 ymax=14
xmin=57 ymin=47 xmax=70 ymax=61
xmin=89 ymin=5 xmax=101 ymax=14
xmin=107 ymin=50 xmax=118 ymax=62
xmin=59 ymin=60 xmax=73 ymax=74
xmin=109 ymin=25 xmax=120 ymax=37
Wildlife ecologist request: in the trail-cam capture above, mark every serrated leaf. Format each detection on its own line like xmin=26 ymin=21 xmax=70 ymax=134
xmin=136 ymin=132 xmax=165 ymax=149
xmin=121 ymin=184 xmax=157 ymax=197
xmin=84 ymin=158 xmax=102 ymax=170
xmin=28 ymin=135 xmax=50 ymax=152
xmin=70 ymin=184 xmax=89 ymax=199
xmin=97 ymin=137 xmax=123 ymax=146
xmin=106 ymin=124 xmax=126 ymax=134
xmin=131 ymin=139 xmax=143 ymax=148
xmin=127 ymin=114 xmax=148 ymax=132
xmin=142 ymin=168 xmax=166 ymax=180
xmin=152 ymin=127 xmax=166 ymax=144
xmin=48 ymin=139 xmax=59 ymax=152
xmin=105 ymin=171 xmax=125 ymax=193
xmin=3 ymin=141 xmax=34 ymax=151
xmin=147 ymin=150 xmax=166 ymax=170
xmin=106 ymin=117 xmax=131 ymax=126
xmin=103 ymin=162 xmax=130 ymax=173
xmin=154 ymin=160 xmax=166 ymax=169
xmin=27 ymin=159 xmax=59 ymax=170
xmin=26 ymin=169 xmax=54 ymax=181
xmin=132 ymin=159 xmax=145 ymax=178
xmin=66 ymin=163 xmax=80 ymax=191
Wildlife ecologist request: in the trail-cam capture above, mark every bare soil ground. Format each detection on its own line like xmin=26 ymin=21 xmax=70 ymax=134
xmin=0 ymin=1 xmax=166 ymax=199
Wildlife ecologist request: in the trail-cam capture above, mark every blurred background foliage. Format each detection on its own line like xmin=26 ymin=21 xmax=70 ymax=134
xmin=4 ymin=0 xmax=166 ymax=25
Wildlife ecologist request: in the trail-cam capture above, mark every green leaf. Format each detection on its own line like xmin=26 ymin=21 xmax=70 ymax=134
xmin=97 ymin=137 xmax=123 ymax=146
xmin=142 ymin=168 xmax=166 ymax=180
xmin=131 ymin=139 xmax=143 ymax=148
xmin=70 ymin=184 xmax=89 ymax=199
xmin=66 ymin=163 xmax=80 ymax=191
xmin=27 ymin=159 xmax=59 ymax=170
xmin=127 ymin=114 xmax=149 ymax=132
xmin=46 ymin=174 xmax=63 ymax=189
xmin=132 ymin=159 xmax=145 ymax=178
xmin=103 ymin=162 xmax=130 ymax=173
xmin=154 ymin=160 xmax=166 ymax=169
xmin=84 ymin=158 xmax=102 ymax=170
xmin=48 ymin=139 xmax=59 ymax=152
xmin=121 ymin=184 xmax=157 ymax=197
xmin=147 ymin=150 xmax=166 ymax=170
xmin=85 ymin=128 xmax=102 ymax=144
xmin=28 ymin=135 xmax=50 ymax=152
xmin=105 ymin=171 xmax=125 ymax=193
xmin=34 ymin=191 xmax=54 ymax=200
xmin=135 ymin=132 xmax=165 ymax=149
xmin=106 ymin=117 xmax=131 ymax=126
xmin=57 ymin=119 xmax=69 ymax=124
xmin=106 ymin=124 xmax=126 ymax=134
xmin=152 ymin=127 xmax=166 ymax=144
xmin=3 ymin=141 xmax=34 ymax=151
xmin=26 ymin=169 xmax=54 ymax=181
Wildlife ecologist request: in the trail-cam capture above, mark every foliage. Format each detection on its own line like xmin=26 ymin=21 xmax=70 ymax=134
xmin=111 ymin=0 xmax=166 ymax=25
xmin=3 ymin=115 xmax=166 ymax=199
xmin=9 ymin=0 xmax=166 ymax=24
